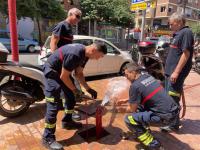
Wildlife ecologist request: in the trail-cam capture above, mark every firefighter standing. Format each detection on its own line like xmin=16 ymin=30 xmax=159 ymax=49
xmin=162 ymin=12 xmax=194 ymax=132
xmin=50 ymin=8 xmax=82 ymax=52
xmin=116 ymin=63 xmax=179 ymax=150
xmin=42 ymin=43 xmax=107 ymax=150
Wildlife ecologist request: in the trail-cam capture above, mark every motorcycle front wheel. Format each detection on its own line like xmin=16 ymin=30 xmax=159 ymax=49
xmin=0 ymin=81 xmax=30 ymax=117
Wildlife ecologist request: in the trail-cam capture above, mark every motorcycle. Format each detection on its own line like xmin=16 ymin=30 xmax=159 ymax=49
xmin=130 ymin=41 xmax=170 ymax=81
xmin=0 ymin=47 xmax=45 ymax=117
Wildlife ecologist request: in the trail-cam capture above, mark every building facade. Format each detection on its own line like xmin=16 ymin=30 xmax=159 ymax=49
xmin=136 ymin=0 xmax=200 ymax=36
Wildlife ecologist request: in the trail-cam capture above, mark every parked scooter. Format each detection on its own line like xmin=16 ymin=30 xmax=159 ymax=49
xmin=130 ymin=41 xmax=169 ymax=81
xmin=0 ymin=47 xmax=45 ymax=117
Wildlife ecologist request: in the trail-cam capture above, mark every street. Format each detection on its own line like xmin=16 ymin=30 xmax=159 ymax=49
xmin=8 ymin=53 xmax=39 ymax=66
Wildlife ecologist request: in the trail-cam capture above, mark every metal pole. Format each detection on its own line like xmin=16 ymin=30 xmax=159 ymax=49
xmin=8 ymin=0 xmax=19 ymax=62
xmin=183 ymin=0 xmax=187 ymax=14
xmin=140 ymin=10 xmax=146 ymax=41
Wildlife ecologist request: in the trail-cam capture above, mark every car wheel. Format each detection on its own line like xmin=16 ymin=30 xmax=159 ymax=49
xmin=27 ymin=45 xmax=35 ymax=53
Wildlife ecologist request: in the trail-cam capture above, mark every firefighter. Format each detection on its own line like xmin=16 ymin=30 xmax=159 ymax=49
xmin=49 ymin=8 xmax=82 ymax=120
xmin=162 ymin=12 xmax=194 ymax=132
xmin=116 ymin=63 xmax=179 ymax=150
xmin=42 ymin=43 xmax=107 ymax=150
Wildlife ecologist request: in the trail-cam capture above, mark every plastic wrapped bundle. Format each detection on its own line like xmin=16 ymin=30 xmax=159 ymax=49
xmin=101 ymin=76 xmax=130 ymax=106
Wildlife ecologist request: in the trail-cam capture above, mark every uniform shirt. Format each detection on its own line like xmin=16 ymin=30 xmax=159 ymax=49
xmin=165 ymin=26 xmax=194 ymax=76
xmin=52 ymin=20 xmax=73 ymax=48
xmin=129 ymin=74 xmax=178 ymax=118
xmin=47 ymin=44 xmax=87 ymax=74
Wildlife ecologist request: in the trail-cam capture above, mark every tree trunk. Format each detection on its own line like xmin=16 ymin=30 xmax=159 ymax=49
xmin=89 ymin=19 xmax=91 ymax=36
xmin=94 ymin=20 xmax=97 ymax=36
xmin=36 ymin=17 xmax=42 ymax=45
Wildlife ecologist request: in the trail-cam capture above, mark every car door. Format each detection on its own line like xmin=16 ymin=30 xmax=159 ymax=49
xmin=0 ymin=32 xmax=11 ymax=51
xmin=94 ymin=40 xmax=121 ymax=75
xmin=17 ymin=36 xmax=26 ymax=51
xmin=72 ymin=39 xmax=99 ymax=76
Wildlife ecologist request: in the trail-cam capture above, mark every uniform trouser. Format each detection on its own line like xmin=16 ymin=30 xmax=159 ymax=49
xmin=124 ymin=111 xmax=161 ymax=147
xmin=43 ymin=77 xmax=76 ymax=141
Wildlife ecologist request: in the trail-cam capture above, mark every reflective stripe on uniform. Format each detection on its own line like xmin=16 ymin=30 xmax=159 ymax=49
xmin=45 ymin=97 xmax=55 ymax=103
xmin=45 ymin=123 xmax=56 ymax=128
xmin=64 ymin=109 xmax=74 ymax=114
xmin=138 ymin=131 xmax=154 ymax=146
xmin=62 ymin=98 xmax=65 ymax=107
xmin=143 ymin=134 xmax=154 ymax=146
xmin=128 ymin=116 xmax=137 ymax=125
xmin=168 ymin=91 xmax=181 ymax=97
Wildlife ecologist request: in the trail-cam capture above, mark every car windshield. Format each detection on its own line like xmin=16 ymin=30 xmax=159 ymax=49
xmin=44 ymin=36 xmax=51 ymax=49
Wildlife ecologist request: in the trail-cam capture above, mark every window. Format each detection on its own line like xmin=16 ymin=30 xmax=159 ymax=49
xmin=0 ymin=32 xmax=9 ymax=38
xmin=73 ymin=39 xmax=93 ymax=46
xmin=160 ymin=6 xmax=166 ymax=12
xmin=168 ymin=6 xmax=173 ymax=12
xmin=95 ymin=40 xmax=116 ymax=54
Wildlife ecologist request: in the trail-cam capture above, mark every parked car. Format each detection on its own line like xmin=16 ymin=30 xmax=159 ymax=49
xmin=0 ymin=30 xmax=39 ymax=53
xmin=146 ymin=37 xmax=159 ymax=46
xmin=38 ymin=35 xmax=133 ymax=77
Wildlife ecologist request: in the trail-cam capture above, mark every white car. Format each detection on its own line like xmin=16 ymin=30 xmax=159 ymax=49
xmin=38 ymin=35 xmax=133 ymax=77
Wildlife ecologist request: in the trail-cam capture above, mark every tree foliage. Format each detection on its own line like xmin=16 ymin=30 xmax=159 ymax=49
xmin=0 ymin=0 xmax=65 ymax=20
xmin=191 ymin=24 xmax=200 ymax=36
xmin=80 ymin=0 xmax=135 ymax=27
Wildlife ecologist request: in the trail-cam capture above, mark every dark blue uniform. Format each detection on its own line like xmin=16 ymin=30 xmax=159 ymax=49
xmin=124 ymin=74 xmax=178 ymax=147
xmin=52 ymin=20 xmax=73 ymax=48
xmin=43 ymin=44 xmax=87 ymax=142
xmin=165 ymin=26 xmax=194 ymax=103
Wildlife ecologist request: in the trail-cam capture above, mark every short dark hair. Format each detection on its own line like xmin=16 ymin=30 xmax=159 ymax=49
xmin=125 ymin=63 xmax=142 ymax=73
xmin=93 ymin=42 xmax=107 ymax=54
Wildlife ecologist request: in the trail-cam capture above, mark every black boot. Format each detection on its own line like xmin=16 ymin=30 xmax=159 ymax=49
xmin=62 ymin=120 xmax=82 ymax=130
xmin=145 ymin=139 xmax=163 ymax=150
xmin=42 ymin=138 xmax=63 ymax=150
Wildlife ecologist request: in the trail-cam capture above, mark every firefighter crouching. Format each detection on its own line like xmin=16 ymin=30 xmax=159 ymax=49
xmin=116 ymin=63 xmax=179 ymax=150
xmin=42 ymin=43 xmax=107 ymax=150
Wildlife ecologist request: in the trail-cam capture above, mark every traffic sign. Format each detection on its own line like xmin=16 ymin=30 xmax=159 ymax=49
xmin=130 ymin=2 xmax=147 ymax=11
xmin=132 ymin=0 xmax=144 ymax=3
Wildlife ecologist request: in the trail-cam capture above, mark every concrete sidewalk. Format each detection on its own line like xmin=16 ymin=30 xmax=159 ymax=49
xmin=0 ymin=71 xmax=200 ymax=150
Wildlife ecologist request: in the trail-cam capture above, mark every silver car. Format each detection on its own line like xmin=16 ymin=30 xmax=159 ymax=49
xmin=38 ymin=35 xmax=133 ymax=77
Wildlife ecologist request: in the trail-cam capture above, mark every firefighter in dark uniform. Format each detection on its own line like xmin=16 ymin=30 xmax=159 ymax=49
xmin=162 ymin=12 xmax=194 ymax=132
xmin=42 ymin=43 xmax=107 ymax=150
xmin=50 ymin=8 xmax=82 ymax=52
xmin=50 ymin=8 xmax=83 ymax=120
xmin=116 ymin=63 xmax=179 ymax=150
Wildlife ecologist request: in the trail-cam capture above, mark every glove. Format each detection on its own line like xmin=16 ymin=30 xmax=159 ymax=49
xmin=73 ymin=89 xmax=83 ymax=102
xmin=87 ymin=88 xmax=97 ymax=99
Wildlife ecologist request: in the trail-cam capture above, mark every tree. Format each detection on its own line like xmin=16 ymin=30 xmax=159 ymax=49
xmin=0 ymin=0 xmax=65 ymax=44
xmin=191 ymin=24 xmax=200 ymax=37
xmin=80 ymin=0 xmax=135 ymax=35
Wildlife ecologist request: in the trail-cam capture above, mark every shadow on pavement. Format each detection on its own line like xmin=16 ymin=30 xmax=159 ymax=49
xmin=154 ymin=130 xmax=195 ymax=150
xmin=58 ymin=124 xmax=123 ymax=147
xmin=0 ymin=102 xmax=46 ymax=125
xmin=177 ymin=119 xmax=200 ymax=135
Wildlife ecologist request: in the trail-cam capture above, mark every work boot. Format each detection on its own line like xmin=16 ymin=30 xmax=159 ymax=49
xmin=42 ymin=138 xmax=63 ymax=150
xmin=160 ymin=125 xmax=179 ymax=133
xmin=72 ymin=112 xmax=81 ymax=121
xmin=145 ymin=139 xmax=163 ymax=150
xmin=62 ymin=120 xmax=82 ymax=130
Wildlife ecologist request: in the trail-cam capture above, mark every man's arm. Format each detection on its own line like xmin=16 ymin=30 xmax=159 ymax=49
xmin=74 ymin=66 xmax=90 ymax=90
xmin=170 ymin=49 xmax=190 ymax=83
xmin=116 ymin=103 xmax=138 ymax=113
xmin=50 ymin=34 xmax=60 ymax=52
xmin=60 ymin=67 xmax=76 ymax=92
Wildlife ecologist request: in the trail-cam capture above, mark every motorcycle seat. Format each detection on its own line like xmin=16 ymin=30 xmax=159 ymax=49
xmin=20 ymin=63 xmax=43 ymax=71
